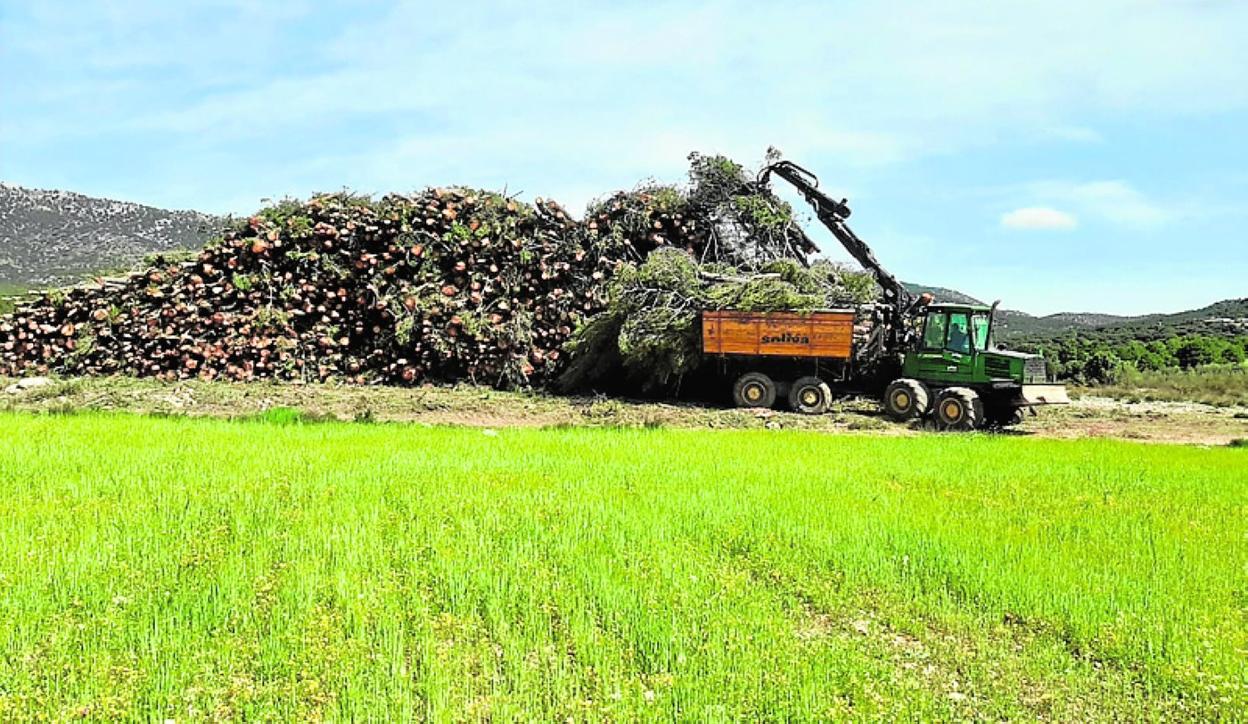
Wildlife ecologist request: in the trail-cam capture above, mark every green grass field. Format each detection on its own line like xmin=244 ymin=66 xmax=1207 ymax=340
xmin=0 ymin=412 xmax=1244 ymax=720
xmin=0 ymin=285 xmax=28 ymax=316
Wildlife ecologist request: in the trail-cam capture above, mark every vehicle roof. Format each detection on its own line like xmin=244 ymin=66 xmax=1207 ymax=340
xmin=927 ymin=302 xmax=993 ymax=312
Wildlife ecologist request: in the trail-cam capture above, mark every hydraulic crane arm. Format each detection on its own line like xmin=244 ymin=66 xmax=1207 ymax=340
xmin=757 ymin=160 xmax=913 ymax=310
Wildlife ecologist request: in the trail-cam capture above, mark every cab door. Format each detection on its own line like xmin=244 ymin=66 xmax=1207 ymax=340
xmin=913 ymin=311 xmax=975 ymax=384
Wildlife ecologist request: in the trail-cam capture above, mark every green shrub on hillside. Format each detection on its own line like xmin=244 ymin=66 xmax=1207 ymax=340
xmin=1029 ymin=333 xmax=1248 ymax=383
xmin=1089 ymin=364 xmax=1248 ymax=407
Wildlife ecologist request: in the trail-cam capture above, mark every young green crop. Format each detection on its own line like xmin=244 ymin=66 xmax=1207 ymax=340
xmin=0 ymin=412 xmax=1244 ymax=719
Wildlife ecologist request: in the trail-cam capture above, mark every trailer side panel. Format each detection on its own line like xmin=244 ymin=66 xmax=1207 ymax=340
xmin=702 ymin=310 xmax=854 ymax=359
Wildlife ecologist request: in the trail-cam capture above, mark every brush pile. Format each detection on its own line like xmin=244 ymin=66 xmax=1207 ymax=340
xmin=0 ymin=154 xmax=879 ymax=389
xmin=559 ymin=249 xmax=876 ymax=392
xmin=584 ymin=153 xmax=818 ymax=266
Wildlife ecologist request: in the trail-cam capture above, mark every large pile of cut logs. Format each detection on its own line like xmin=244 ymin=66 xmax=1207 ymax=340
xmin=0 ymin=155 xmax=859 ymax=389
xmin=1 ymin=190 xmax=618 ymax=387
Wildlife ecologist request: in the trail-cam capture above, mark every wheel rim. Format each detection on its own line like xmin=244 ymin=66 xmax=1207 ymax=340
xmin=943 ymin=400 xmax=963 ymax=422
xmin=894 ymin=390 xmax=911 ymax=411
xmin=744 ymin=383 xmax=764 ymax=403
xmin=801 ymin=388 xmax=820 ymax=406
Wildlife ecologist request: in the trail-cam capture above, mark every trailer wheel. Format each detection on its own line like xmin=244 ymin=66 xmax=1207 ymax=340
xmin=883 ymin=378 xmax=930 ymax=421
xmin=935 ymin=387 xmax=984 ymax=431
xmin=732 ymin=372 xmax=777 ymax=409
xmin=788 ymin=376 xmax=832 ymax=415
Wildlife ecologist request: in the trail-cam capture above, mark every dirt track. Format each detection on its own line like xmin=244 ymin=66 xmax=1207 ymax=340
xmin=4 ymin=376 xmax=1245 ymax=446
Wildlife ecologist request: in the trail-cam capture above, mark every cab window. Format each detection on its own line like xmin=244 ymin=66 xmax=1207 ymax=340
xmin=946 ymin=312 xmax=971 ymax=353
xmin=971 ymin=312 xmax=991 ymax=351
xmin=922 ymin=313 xmax=947 ymax=350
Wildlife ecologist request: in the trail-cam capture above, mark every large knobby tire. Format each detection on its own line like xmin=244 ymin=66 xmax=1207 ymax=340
xmin=883 ymin=378 xmax=930 ymax=421
xmin=935 ymin=387 xmax=984 ymax=431
xmin=788 ymin=376 xmax=833 ymax=415
xmin=732 ymin=372 xmax=777 ymax=409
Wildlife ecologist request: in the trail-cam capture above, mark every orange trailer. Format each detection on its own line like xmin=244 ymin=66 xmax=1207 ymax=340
xmin=700 ymin=309 xmax=863 ymax=414
xmin=701 ymin=310 xmax=855 ymax=360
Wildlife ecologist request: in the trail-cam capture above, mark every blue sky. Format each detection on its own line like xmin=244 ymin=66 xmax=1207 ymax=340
xmin=2 ymin=1 xmax=1245 ymax=315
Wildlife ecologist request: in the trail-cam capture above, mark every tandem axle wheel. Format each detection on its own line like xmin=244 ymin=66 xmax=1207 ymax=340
xmin=731 ymin=372 xmax=833 ymax=415
xmin=732 ymin=372 xmax=777 ymax=408
xmin=788 ymin=376 xmax=832 ymax=415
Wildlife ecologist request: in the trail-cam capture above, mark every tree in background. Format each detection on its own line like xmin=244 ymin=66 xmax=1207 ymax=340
xmin=1022 ymin=331 xmax=1246 ymax=382
xmin=1080 ymin=349 xmax=1128 ymax=384
xmin=1117 ymin=339 xmax=1184 ymax=372
xmin=1173 ymin=338 xmax=1217 ymax=369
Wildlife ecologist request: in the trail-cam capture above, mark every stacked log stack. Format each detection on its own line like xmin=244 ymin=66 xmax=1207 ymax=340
xmin=3 ymin=190 xmax=604 ymax=387
xmin=0 ymin=157 xmax=855 ymax=390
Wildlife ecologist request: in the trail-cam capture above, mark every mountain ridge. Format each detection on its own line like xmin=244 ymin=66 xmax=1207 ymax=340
xmin=901 ymin=285 xmax=1246 ymax=342
xmin=0 ymin=182 xmax=224 ymax=289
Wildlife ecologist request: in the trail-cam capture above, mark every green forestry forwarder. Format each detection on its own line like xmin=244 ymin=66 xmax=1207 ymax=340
xmin=700 ymin=154 xmax=1068 ymax=430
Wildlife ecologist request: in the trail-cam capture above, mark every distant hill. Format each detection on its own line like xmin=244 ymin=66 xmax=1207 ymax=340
xmin=998 ymin=299 xmax=1248 ymax=353
xmin=902 ymin=282 xmax=985 ymax=306
xmin=902 ymin=281 xmax=1246 ymax=344
xmin=994 ymin=310 xmax=1135 ymax=338
xmin=901 ymin=283 xmax=1132 ymax=337
xmin=0 ymin=183 xmax=223 ymax=289
xmin=1045 ymin=298 xmax=1248 ymax=342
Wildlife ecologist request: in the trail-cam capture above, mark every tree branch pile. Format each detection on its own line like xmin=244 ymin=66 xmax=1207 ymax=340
xmin=584 ymin=153 xmax=819 ymax=267
xmin=559 ymin=249 xmax=877 ymax=392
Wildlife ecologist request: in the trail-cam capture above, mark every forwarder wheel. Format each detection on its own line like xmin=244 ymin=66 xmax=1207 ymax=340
xmin=732 ymin=372 xmax=777 ymax=409
xmin=935 ymin=387 xmax=984 ymax=431
xmin=788 ymin=376 xmax=833 ymax=415
xmin=883 ymin=378 xmax=930 ymax=421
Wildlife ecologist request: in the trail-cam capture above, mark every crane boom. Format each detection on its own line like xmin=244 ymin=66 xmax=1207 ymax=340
xmin=757 ymin=160 xmax=913 ymax=310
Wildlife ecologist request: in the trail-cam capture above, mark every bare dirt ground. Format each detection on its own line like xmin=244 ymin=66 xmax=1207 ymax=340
xmin=4 ymin=376 xmax=1245 ymax=446
xmin=1031 ymin=396 xmax=1248 ymax=445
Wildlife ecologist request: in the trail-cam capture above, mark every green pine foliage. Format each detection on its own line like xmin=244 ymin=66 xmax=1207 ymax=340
xmin=560 ymin=250 xmax=875 ymax=392
xmin=1024 ymin=333 xmax=1248 ymax=383
xmin=1020 ymin=331 xmax=1248 ymax=406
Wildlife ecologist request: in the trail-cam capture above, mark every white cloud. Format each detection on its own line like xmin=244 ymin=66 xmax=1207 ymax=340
xmin=5 ymin=0 xmax=1248 ymax=224
xmin=1027 ymin=180 xmax=1174 ymax=229
xmin=8 ymin=0 xmax=1248 ymax=165
xmin=1068 ymin=181 xmax=1173 ymax=228
xmin=1000 ymin=207 xmax=1079 ymax=230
